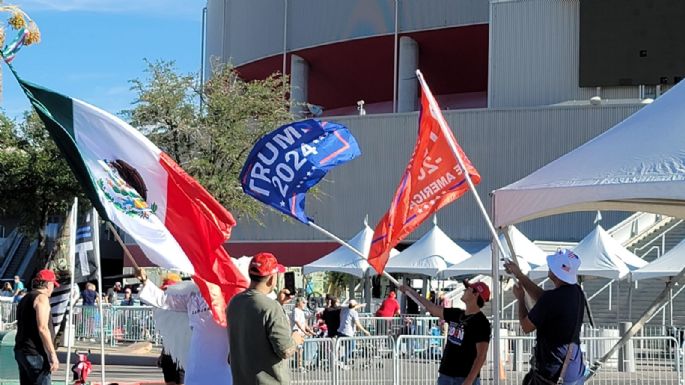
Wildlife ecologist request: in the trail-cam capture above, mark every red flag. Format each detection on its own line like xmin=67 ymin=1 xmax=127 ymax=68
xmin=368 ymin=75 xmax=480 ymax=274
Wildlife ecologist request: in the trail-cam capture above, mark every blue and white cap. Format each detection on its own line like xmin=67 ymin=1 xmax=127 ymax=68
xmin=546 ymin=249 xmax=581 ymax=284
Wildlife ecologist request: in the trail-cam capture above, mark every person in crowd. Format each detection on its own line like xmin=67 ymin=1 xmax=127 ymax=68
xmin=120 ymin=288 xmax=135 ymax=306
xmin=375 ymin=291 xmax=401 ymax=317
xmin=155 ymin=273 xmax=186 ymax=385
xmin=227 ymin=252 xmax=303 ymax=385
xmin=81 ymin=282 xmax=98 ymax=306
xmin=106 ymin=281 xmax=123 ymax=304
xmin=505 ymin=249 xmax=586 ymax=385
xmin=13 ymin=289 xmax=27 ymax=304
xmin=1 ymin=282 xmax=13 ymax=297
xmin=322 ymin=296 xmax=341 ymax=338
xmin=14 ymin=269 xmax=60 ymax=385
xmin=400 ymin=279 xmax=491 ymax=385
xmin=291 ymin=297 xmax=315 ymax=372
xmin=337 ymin=299 xmax=371 ymax=367
xmin=13 ymin=275 xmax=25 ymax=296
xmin=136 ymin=268 xmax=233 ymax=385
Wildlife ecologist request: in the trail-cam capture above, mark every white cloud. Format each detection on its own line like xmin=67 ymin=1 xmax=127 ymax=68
xmin=19 ymin=0 xmax=204 ymax=19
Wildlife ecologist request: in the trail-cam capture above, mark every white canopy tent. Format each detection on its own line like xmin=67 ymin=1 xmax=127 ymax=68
xmin=529 ymin=225 xmax=645 ymax=280
xmin=442 ymin=226 xmax=546 ymax=277
xmin=492 ymin=82 xmax=685 ymax=228
xmin=631 ymin=239 xmax=685 ymax=281
xmin=490 ymin=82 xmax=685 ymax=383
xmin=385 ymin=223 xmax=471 ymax=277
xmin=302 ymin=224 xmax=398 ymax=278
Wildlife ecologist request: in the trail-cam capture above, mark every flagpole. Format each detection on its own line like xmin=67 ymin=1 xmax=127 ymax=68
xmin=307 ymin=221 xmax=431 ymax=306
xmin=65 ymin=197 xmax=78 ymax=385
xmin=308 ymin=221 xmax=400 ymax=287
xmin=415 ymin=69 xmax=511 ymax=262
xmin=105 ymin=222 xmax=140 ymax=269
xmin=92 ymin=208 xmax=107 ymax=385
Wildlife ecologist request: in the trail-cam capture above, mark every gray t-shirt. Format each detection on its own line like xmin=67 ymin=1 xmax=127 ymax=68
xmin=228 ymin=289 xmax=295 ymax=385
xmin=337 ymin=307 xmax=359 ymax=337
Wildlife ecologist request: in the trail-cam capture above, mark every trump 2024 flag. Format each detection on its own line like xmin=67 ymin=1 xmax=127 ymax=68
xmin=17 ymin=77 xmax=248 ymax=326
xmin=368 ymin=75 xmax=480 ymax=274
xmin=240 ymin=119 xmax=361 ymax=223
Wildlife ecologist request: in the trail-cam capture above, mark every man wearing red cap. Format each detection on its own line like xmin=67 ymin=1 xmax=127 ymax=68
xmin=375 ymin=291 xmax=401 ymax=317
xmin=227 ymin=252 xmax=303 ymax=385
xmin=14 ymin=269 xmax=61 ymax=385
xmin=400 ymin=280 xmax=491 ymax=385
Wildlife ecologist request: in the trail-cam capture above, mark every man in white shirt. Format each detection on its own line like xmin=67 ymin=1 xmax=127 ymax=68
xmin=291 ymin=297 xmax=314 ymax=372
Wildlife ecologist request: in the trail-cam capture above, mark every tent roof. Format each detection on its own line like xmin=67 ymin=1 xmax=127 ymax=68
xmin=302 ymin=224 xmax=397 ymax=278
xmin=442 ymin=226 xmax=546 ymax=277
xmin=385 ymin=223 xmax=471 ymax=276
xmin=530 ymin=225 xmax=642 ymax=280
xmin=493 ymin=82 xmax=685 ymax=227
xmin=631 ymin=238 xmax=685 ymax=281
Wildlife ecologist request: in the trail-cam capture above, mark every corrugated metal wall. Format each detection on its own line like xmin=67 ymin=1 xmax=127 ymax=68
xmin=488 ymin=0 xmax=669 ymax=108
xmin=206 ymin=0 xmax=488 ymax=67
xmin=231 ymin=104 xmax=643 ymax=243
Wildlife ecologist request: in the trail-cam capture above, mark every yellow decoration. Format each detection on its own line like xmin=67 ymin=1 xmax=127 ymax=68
xmin=8 ymin=11 xmax=25 ymax=30
xmin=0 ymin=28 xmax=5 ymax=47
xmin=25 ymin=22 xmax=40 ymax=45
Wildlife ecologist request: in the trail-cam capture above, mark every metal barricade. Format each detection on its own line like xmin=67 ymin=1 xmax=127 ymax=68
xmin=290 ymin=338 xmax=334 ymax=385
xmin=493 ymin=334 xmax=682 ymax=385
xmin=72 ymin=305 xmax=106 ymax=341
xmin=110 ymin=306 xmax=159 ymax=345
xmin=395 ymin=335 xmax=445 ymax=385
xmin=358 ymin=316 xmax=440 ymax=337
xmin=0 ymin=301 xmax=17 ymax=328
xmin=334 ymin=335 xmax=395 ymax=384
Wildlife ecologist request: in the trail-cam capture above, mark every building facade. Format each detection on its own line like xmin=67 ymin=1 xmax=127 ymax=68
xmin=203 ymin=0 xmax=664 ymax=266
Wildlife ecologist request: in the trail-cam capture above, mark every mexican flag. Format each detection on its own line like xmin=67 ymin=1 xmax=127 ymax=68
xmin=17 ymin=77 xmax=249 ymax=326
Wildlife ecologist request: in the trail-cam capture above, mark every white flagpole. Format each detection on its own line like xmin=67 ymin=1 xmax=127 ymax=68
xmin=92 ymin=208 xmax=106 ymax=385
xmin=416 ymin=70 xmax=510 ymax=385
xmin=307 ymin=221 xmax=429 ymax=306
xmin=415 ymin=69 xmax=510 ymax=261
xmin=65 ymin=197 xmax=78 ymax=385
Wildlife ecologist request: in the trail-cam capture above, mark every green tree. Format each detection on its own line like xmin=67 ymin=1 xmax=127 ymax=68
xmin=126 ymin=60 xmax=294 ymax=220
xmin=0 ymin=111 xmax=83 ymax=246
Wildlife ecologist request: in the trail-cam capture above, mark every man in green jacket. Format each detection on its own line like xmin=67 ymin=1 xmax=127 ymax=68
xmin=227 ymin=252 xmax=304 ymax=385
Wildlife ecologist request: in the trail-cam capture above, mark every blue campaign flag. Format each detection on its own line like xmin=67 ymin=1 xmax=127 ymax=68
xmin=240 ymin=119 xmax=361 ymax=223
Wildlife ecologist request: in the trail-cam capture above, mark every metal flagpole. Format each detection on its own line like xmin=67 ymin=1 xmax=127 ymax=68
xmin=92 ymin=208 xmax=106 ymax=385
xmin=65 ymin=197 xmax=78 ymax=385
xmin=415 ymin=70 xmax=511 ymax=261
xmin=307 ymin=221 xmax=430 ymax=306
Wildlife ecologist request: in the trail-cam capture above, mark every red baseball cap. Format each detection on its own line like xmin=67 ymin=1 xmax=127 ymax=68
xmin=35 ymin=269 xmax=60 ymax=287
xmin=464 ymin=279 xmax=490 ymax=302
xmin=249 ymin=252 xmax=285 ymax=277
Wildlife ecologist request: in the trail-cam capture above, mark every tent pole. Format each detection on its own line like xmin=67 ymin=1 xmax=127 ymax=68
xmin=491 ymin=196 xmax=501 ymax=385
xmin=627 ymin=281 xmax=633 ymax=322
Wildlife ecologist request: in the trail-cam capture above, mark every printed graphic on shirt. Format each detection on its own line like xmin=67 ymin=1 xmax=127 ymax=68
xmin=447 ymin=321 xmax=465 ymax=346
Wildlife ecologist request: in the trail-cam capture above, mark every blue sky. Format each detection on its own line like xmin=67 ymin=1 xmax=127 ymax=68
xmin=3 ymin=0 xmax=205 ymax=119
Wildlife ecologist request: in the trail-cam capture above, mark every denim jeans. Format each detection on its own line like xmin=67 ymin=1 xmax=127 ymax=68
xmin=437 ymin=374 xmax=480 ymax=385
xmin=14 ymin=350 xmax=51 ymax=385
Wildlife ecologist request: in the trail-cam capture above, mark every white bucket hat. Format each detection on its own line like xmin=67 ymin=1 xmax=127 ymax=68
xmin=546 ymin=249 xmax=581 ymax=284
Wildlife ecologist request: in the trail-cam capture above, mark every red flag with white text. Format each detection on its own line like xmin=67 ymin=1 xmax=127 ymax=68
xmin=368 ymin=76 xmax=480 ymax=274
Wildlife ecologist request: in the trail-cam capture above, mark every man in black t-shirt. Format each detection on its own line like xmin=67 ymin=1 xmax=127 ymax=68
xmin=400 ymin=280 xmax=491 ymax=385
xmin=505 ymin=249 xmax=586 ymax=385
xmin=321 ymin=296 xmax=341 ymax=337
